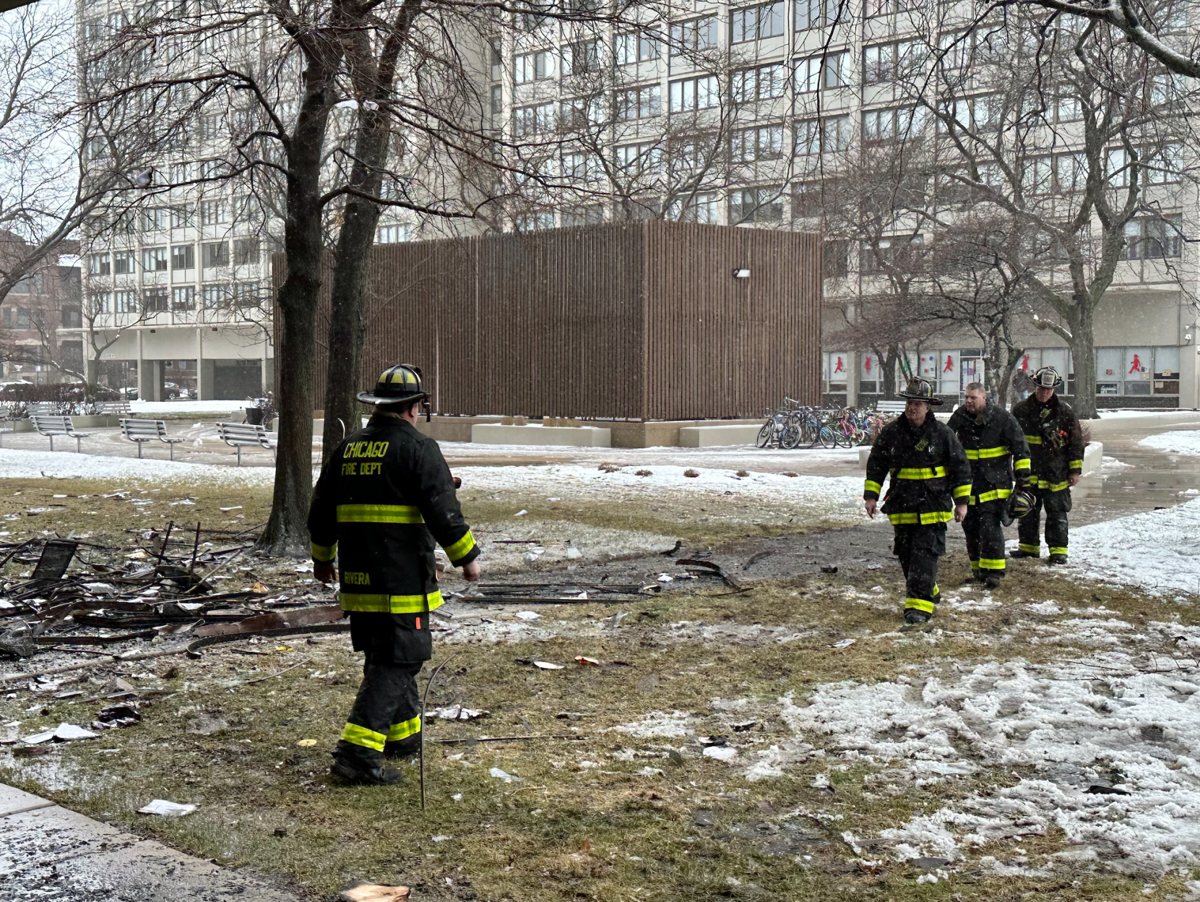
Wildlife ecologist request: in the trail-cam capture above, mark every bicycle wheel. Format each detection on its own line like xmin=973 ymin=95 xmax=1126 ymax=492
xmin=818 ymin=425 xmax=838 ymax=449
xmin=756 ymin=419 xmax=774 ymax=449
xmin=833 ymin=427 xmax=853 ymax=448
xmin=782 ymin=419 xmax=802 ymax=449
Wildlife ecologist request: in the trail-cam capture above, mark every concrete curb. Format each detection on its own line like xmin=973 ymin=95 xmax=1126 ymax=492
xmin=0 ymin=783 xmax=302 ymax=901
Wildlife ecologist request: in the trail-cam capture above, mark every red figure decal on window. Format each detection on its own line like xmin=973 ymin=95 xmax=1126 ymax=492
xmin=1129 ymin=354 xmax=1142 ymax=374
xmin=943 ymin=355 xmax=954 ymax=373
xmin=1021 ymin=355 xmax=1029 ymax=371
xmin=864 ymin=355 xmax=872 ymax=373
xmin=834 ymin=356 xmax=845 ymax=373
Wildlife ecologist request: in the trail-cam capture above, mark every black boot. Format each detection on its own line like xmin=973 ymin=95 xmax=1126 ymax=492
xmin=903 ymin=609 xmax=931 ymax=626
xmin=330 ymin=753 xmax=402 ymax=786
xmin=1010 ymin=548 xmax=1037 ymax=559
xmin=983 ymin=574 xmax=1001 ymax=589
xmin=1048 ymin=553 xmax=1068 ymax=565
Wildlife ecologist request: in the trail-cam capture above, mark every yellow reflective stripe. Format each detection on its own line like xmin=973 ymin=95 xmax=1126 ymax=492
xmin=337 ymin=504 xmax=425 ymax=524
xmin=864 ymin=479 xmax=882 ymax=495
xmin=1069 ymin=460 xmax=1083 ymax=469
xmin=1014 ymin=458 xmax=1031 ymax=471
xmin=979 ymin=557 xmax=1005 ymax=570
xmin=1037 ymin=478 xmax=1070 ymax=492
xmin=895 ymin=467 xmax=947 ymax=479
xmin=887 ymin=510 xmax=954 ymax=525
xmin=969 ymin=559 xmax=979 ymax=567
xmin=1018 ymin=543 xmax=1040 ymax=554
xmin=976 ymin=488 xmax=1012 ymax=503
xmin=444 ymin=529 xmax=476 ymax=563
xmin=311 ymin=542 xmax=337 ymax=563
xmin=953 ymin=485 xmax=971 ymax=499
xmin=341 ymin=722 xmax=386 ymax=752
xmin=965 ymin=446 xmax=1010 ymax=460
xmin=386 ymin=715 xmax=421 ymax=742
xmin=340 ymin=590 xmax=444 ymax=613
xmin=1049 ymin=546 xmax=1068 ymax=556
xmin=932 ymin=583 xmax=940 ymax=597
xmin=905 ymin=598 xmax=936 ymax=613
xmin=1025 ymin=435 xmax=1042 ymax=445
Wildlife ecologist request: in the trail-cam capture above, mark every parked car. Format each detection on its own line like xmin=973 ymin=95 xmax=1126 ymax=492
xmin=117 ymin=386 xmax=139 ymax=401
xmin=163 ymin=381 xmax=191 ymax=400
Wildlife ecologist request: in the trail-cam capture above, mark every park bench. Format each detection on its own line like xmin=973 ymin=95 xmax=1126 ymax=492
xmin=30 ymin=415 xmax=91 ymax=452
xmin=28 ymin=401 xmax=58 ymax=417
xmin=216 ymin=421 xmax=277 ymax=466
xmin=874 ymin=400 xmax=906 ymax=417
xmin=96 ymin=401 xmax=132 ymax=417
xmin=0 ymin=407 xmax=14 ymax=447
xmin=120 ymin=418 xmax=185 ymax=460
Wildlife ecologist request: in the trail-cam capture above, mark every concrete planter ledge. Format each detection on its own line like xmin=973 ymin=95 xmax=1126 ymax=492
xmin=471 ymin=423 xmax=611 ymax=447
xmin=678 ymin=424 xmax=763 ymax=448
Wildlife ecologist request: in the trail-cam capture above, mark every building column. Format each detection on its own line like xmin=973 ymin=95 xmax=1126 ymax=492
xmin=845 ymin=351 xmax=859 ymax=408
xmin=138 ymin=358 xmax=163 ymax=402
xmin=1181 ymin=344 xmax=1200 ymax=410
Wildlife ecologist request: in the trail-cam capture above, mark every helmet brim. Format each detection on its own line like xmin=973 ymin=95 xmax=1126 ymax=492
xmin=356 ymin=391 xmax=429 ymax=406
xmin=897 ymin=393 xmax=944 ymax=406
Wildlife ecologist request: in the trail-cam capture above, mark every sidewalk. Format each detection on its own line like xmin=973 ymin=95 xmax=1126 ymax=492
xmin=0 ymin=783 xmax=302 ymax=901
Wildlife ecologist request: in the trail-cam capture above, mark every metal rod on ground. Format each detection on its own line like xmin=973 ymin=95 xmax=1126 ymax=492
xmin=190 ymin=522 xmax=201 ymax=573
xmin=420 ymin=652 xmax=461 ymax=811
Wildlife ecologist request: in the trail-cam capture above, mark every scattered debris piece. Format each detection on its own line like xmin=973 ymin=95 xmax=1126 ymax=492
xmin=489 ymin=767 xmax=519 ymax=783
xmin=94 ymin=703 xmax=140 ymax=729
xmin=297 ymin=739 xmax=318 ymax=747
xmin=337 ymin=882 xmax=411 ymax=902
xmin=598 ymin=463 xmax=621 ymax=473
xmin=657 ymin=573 xmax=674 ymax=583
xmin=635 ymin=469 xmax=652 ymax=477
xmin=744 ymin=550 xmax=774 ymax=570
xmin=565 ymin=547 xmax=582 ymax=560
xmin=514 ymin=510 xmax=528 ymax=517
xmin=1085 ymin=784 xmax=1132 ymax=796
xmin=530 ymin=661 xmax=564 ymax=671
xmin=735 ymin=470 xmax=750 ymax=478
xmin=832 ymin=639 xmax=856 ymax=649
xmin=138 ymin=799 xmax=197 ymax=816
xmin=515 ymin=611 xmax=540 ymax=621
xmin=782 ymin=471 xmax=798 ymax=477
xmin=821 ymin=565 xmax=839 ymax=574
xmin=703 ymin=746 xmax=738 ymax=761
xmin=430 ymin=705 xmax=488 ymax=721
xmin=574 ymin=656 xmax=601 ymax=666
xmin=683 ymin=469 xmax=700 ymax=478
xmin=23 ymin=722 xmax=97 ymax=744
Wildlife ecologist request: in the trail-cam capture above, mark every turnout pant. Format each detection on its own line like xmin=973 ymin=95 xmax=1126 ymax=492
xmin=334 ymin=654 xmax=423 ymax=768
xmin=1017 ymin=487 xmax=1071 ymax=558
xmin=893 ymin=523 xmax=946 ymax=616
xmin=964 ymin=503 xmax=1006 ymax=577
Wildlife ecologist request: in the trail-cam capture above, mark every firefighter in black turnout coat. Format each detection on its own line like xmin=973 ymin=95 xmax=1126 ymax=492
xmin=1011 ymin=366 xmax=1085 ymax=564
xmin=948 ymin=382 xmax=1033 ymax=588
xmin=309 ymin=364 xmax=481 ymax=785
xmin=864 ymin=378 xmax=973 ymax=626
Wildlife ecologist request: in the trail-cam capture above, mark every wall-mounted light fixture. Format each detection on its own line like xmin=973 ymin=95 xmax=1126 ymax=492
xmin=733 ymin=269 xmax=750 ymax=279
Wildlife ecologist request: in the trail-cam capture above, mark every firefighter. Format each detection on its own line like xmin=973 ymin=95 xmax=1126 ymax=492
xmin=309 ymin=364 xmax=481 ymax=785
xmin=948 ymin=382 xmax=1033 ymax=588
xmin=864 ymin=378 xmax=972 ymax=626
xmin=1011 ymin=366 xmax=1084 ymax=564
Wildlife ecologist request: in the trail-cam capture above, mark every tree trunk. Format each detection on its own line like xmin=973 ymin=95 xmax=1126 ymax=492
xmin=878 ymin=344 xmax=900 ymax=398
xmin=1068 ymin=302 xmax=1098 ymax=420
xmin=321 ymin=114 xmax=389 ymax=461
xmin=257 ymin=60 xmax=337 ymax=556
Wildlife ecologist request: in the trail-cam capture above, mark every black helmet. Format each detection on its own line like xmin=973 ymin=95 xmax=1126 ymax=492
xmin=1033 ymin=366 xmax=1063 ymax=389
xmin=1007 ymin=488 xmax=1036 ymax=520
xmin=897 ymin=377 xmax=943 ymax=406
xmin=356 ymin=364 xmax=429 ymax=406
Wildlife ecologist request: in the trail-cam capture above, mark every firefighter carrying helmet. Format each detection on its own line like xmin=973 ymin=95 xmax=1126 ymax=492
xmin=1033 ymin=366 xmax=1063 ymax=389
xmin=897 ymin=377 xmax=944 ymax=406
xmin=356 ymin=364 xmax=429 ymax=406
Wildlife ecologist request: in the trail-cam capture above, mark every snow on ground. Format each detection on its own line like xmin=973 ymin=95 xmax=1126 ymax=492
xmin=0 ymin=448 xmax=279 ymax=486
xmin=778 ymin=636 xmax=1200 ymax=875
xmin=1140 ymin=430 xmax=1200 ymax=457
xmin=1043 ymin=497 xmax=1200 ymax=597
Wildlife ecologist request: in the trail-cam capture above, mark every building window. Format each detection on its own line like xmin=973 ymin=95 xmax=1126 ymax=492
xmin=795 ymin=0 xmax=835 ymax=28
xmin=113 ymin=290 xmax=138 ymax=314
xmin=796 ymin=115 xmax=851 ymax=154
xmin=670 ymin=16 xmax=718 ymax=58
xmin=514 ymin=50 xmax=554 ymax=84
xmin=112 ymin=251 xmax=136 ymax=275
xmin=731 ymin=125 xmax=784 ymax=163
xmin=202 ymin=241 xmax=229 ymax=268
xmin=1120 ymin=214 xmax=1183 ymax=260
xmin=562 ymin=40 xmax=599 ymax=76
xmin=615 ymin=142 xmax=663 ymax=175
xmin=144 ymin=287 xmax=169 ymax=312
xmin=62 ymin=305 xmax=83 ymax=328
xmin=794 ymin=51 xmax=849 ymax=92
xmin=202 ymin=286 xmax=226 ymax=308
xmin=561 ymin=205 xmax=605 ymax=227
xmin=233 ymin=237 xmax=261 ymax=265
xmin=729 ymin=187 xmax=783 ymax=224
xmin=512 ymin=102 xmax=556 ymax=137
xmin=733 ymin=64 xmax=787 ymax=104
xmin=615 ymin=30 xmax=660 ymax=65
xmin=616 ymin=85 xmax=661 ymax=120
xmin=88 ymin=253 xmax=111 ymax=276
xmin=732 ymin=2 xmax=784 ymax=42
xmin=490 ymin=84 xmax=503 ymax=115
xmin=172 ymin=244 xmax=195 ymax=270
xmin=860 ymin=234 xmax=922 ymax=274
xmin=141 ymin=207 xmax=169 ymax=231
xmin=669 ymin=75 xmax=719 ymax=112
xmin=172 ymin=286 xmax=196 ymax=310
xmin=376 ymin=225 xmax=408 ymax=243
xmin=170 ymin=206 xmax=192 ymax=228
xmin=863 ymin=39 xmax=924 ymax=83
xmin=200 ymin=199 xmax=228 ymax=225
xmin=14 ymin=308 xmax=29 ymax=329
xmin=671 ymin=192 xmax=721 ymax=224
xmin=563 ymin=97 xmax=604 ymax=129
xmin=142 ymin=246 xmax=169 ymax=272
xmin=169 ymin=161 xmax=194 ymax=183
